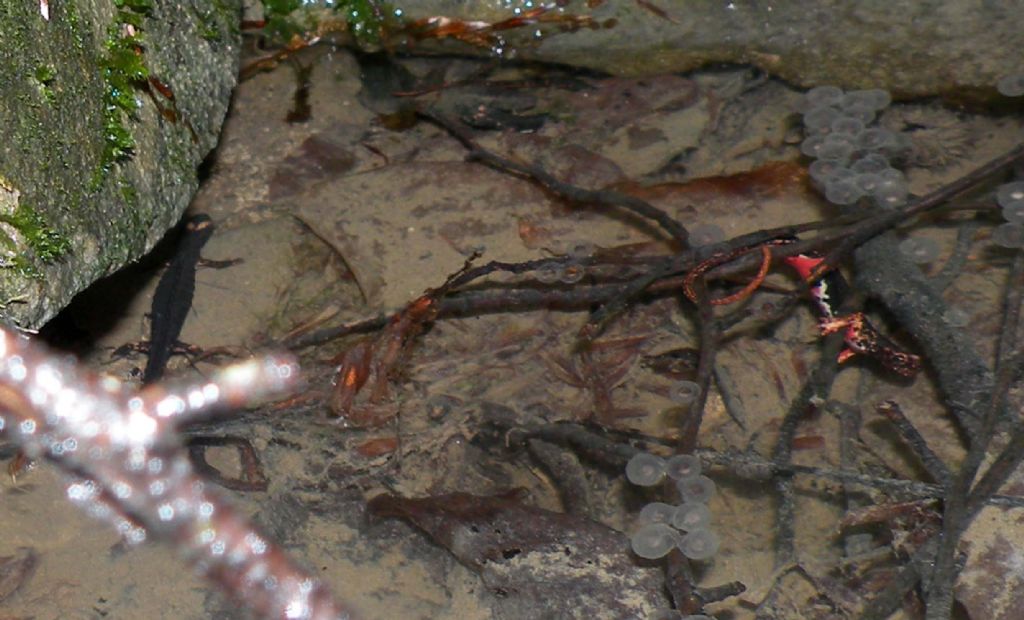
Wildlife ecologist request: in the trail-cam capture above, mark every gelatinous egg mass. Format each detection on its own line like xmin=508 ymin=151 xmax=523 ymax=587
xmin=851 ymin=153 xmax=892 ymax=173
xmin=898 ymin=237 xmax=940 ymax=265
xmin=626 ymin=452 xmax=667 ymax=486
xmin=816 ymin=137 xmax=854 ymax=163
xmin=804 ymin=85 xmax=844 ymax=108
xmin=830 ymin=116 xmax=865 ymax=136
xmin=997 ymin=73 xmax=1024 ymax=98
xmin=855 ymin=127 xmax=896 ymax=152
xmin=870 ymin=173 xmax=909 ymax=208
xmin=676 ymin=474 xmax=716 ymax=503
xmin=1003 ymin=203 xmax=1024 ymax=225
xmin=535 ymin=264 xmax=560 ymax=284
xmin=678 ymin=529 xmax=720 ymax=561
xmin=558 ymin=264 xmax=585 ymax=284
xmin=824 ymin=178 xmax=863 ymax=205
xmin=639 ymin=502 xmax=677 ymax=525
xmin=672 ymin=502 xmax=713 ymax=532
xmin=809 ymin=159 xmax=843 ymax=185
xmin=665 ymin=454 xmax=701 ymax=481
xmin=992 ymin=223 xmax=1024 ymax=249
xmin=799 ymin=85 xmax=904 ymax=209
xmin=841 ymin=88 xmax=892 ymax=112
xmin=998 ymin=182 xmax=1024 ymax=211
xmin=630 ymin=523 xmax=679 ymax=559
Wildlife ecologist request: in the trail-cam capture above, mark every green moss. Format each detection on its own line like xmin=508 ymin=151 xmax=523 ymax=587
xmin=262 ymin=0 xmax=304 ymax=43
xmin=338 ymin=0 xmax=392 ymax=47
xmin=118 ymin=178 xmax=138 ymax=206
xmin=200 ymin=23 xmax=221 ymax=42
xmin=0 ymin=203 xmax=70 ymax=279
xmin=30 ymin=63 xmax=57 ymax=105
xmin=115 ymin=0 xmax=154 ymax=15
xmin=193 ymin=0 xmax=235 ymax=42
xmin=96 ymin=0 xmax=153 ymax=177
xmin=34 ymin=64 xmax=56 ymax=84
xmin=262 ymin=1 xmax=397 ymax=48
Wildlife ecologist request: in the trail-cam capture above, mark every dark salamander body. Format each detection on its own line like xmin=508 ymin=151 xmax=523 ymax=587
xmin=143 ymin=214 xmax=215 ymax=384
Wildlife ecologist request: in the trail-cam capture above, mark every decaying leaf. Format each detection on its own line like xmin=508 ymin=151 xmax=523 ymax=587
xmin=368 ymin=489 xmax=666 ymax=619
xmin=0 ymin=547 xmax=37 ymax=603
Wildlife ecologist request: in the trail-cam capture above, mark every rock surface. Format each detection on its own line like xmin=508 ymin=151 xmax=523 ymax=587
xmin=0 ymin=0 xmax=240 ymax=327
xmin=381 ymin=1 xmax=1021 ymax=97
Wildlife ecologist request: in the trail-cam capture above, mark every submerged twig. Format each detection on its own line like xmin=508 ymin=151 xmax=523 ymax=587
xmin=0 ymin=326 xmax=350 ymax=619
xmin=420 ymin=109 xmax=691 ymax=246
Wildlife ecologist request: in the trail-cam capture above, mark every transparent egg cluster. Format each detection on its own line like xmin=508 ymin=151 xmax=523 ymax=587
xmin=997 ymin=73 xmax=1024 ymax=98
xmin=626 ymin=452 xmax=721 ymax=561
xmin=991 ymin=181 xmax=1024 ymax=249
xmin=535 ymin=261 xmax=587 ymax=284
xmin=897 ymin=236 xmax=941 ymax=265
xmin=799 ymin=85 xmax=911 ymax=208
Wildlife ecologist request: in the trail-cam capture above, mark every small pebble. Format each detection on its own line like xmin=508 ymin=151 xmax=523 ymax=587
xmin=626 ymin=452 xmax=667 ymax=486
xmin=690 ymin=223 xmax=725 ymax=247
xmin=884 ymin=131 xmax=913 ymax=158
xmin=943 ymin=307 xmax=970 ymax=328
xmin=676 ymin=474 xmax=716 ymax=503
xmin=631 ymin=523 xmax=679 ymax=559
xmin=665 ymin=454 xmax=701 ymax=481
xmin=647 ymin=611 xmax=684 ymax=620
xmin=898 ymin=237 xmax=940 ymax=264
xmin=992 ymin=223 xmax=1024 ymax=249
xmin=425 ymin=394 xmax=461 ymax=420
xmin=670 ymin=381 xmax=701 ymax=406
xmin=569 ymin=242 xmax=595 ymax=259
xmin=678 ymin=529 xmax=720 ymax=561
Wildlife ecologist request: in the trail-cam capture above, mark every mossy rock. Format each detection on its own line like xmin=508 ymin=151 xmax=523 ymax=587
xmin=0 ymin=0 xmax=240 ymax=327
xmin=353 ymin=1 xmax=1020 ymax=100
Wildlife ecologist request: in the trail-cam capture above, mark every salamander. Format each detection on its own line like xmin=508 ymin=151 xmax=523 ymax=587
xmin=142 ymin=214 xmax=215 ymax=384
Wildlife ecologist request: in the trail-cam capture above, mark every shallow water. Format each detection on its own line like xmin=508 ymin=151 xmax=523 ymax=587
xmin=2 ymin=35 xmax=1024 ymax=620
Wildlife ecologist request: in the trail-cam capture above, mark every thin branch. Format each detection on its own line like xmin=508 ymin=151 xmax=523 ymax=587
xmin=419 ymin=109 xmax=692 ymax=246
